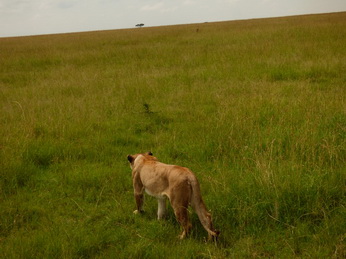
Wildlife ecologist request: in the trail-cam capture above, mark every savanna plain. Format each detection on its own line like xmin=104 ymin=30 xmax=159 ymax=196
xmin=0 ymin=12 xmax=345 ymax=258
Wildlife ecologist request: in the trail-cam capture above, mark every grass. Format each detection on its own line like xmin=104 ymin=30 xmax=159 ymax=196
xmin=1 ymin=12 xmax=345 ymax=258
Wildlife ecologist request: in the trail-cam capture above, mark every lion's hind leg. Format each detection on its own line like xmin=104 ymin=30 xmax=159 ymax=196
xmin=170 ymin=184 xmax=192 ymax=239
xmin=172 ymin=203 xmax=191 ymax=239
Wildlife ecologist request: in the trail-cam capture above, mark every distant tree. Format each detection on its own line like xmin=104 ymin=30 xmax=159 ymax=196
xmin=136 ymin=23 xmax=145 ymax=28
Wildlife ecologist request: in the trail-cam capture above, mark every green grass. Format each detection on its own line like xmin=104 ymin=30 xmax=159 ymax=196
xmin=1 ymin=12 xmax=345 ymax=258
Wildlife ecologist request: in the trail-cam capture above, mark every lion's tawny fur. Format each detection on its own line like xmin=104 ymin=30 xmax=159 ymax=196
xmin=127 ymin=152 xmax=219 ymax=240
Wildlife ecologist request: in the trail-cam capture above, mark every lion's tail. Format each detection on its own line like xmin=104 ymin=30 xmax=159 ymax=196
xmin=189 ymin=177 xmax=220 ymax=239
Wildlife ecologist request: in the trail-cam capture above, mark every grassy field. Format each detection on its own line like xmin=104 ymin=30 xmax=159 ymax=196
xmin=1 ymin=12 xmax=345 ymax=258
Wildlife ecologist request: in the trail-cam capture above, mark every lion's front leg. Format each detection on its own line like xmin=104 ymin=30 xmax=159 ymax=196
xmin=157 ymin=197 xmax=167 ymax=220
xmin=133 ymin=192 xmax=144 ymax=214
xmin=133 ymin=172 xmax=144 ymax=214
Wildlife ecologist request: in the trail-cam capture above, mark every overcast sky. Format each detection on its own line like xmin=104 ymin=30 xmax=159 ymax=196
xmin=1 ymin=0 xmax=346 ymax=37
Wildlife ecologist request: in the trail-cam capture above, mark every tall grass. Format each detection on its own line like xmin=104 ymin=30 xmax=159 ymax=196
xmin=1 ymin=12 xmax=345 ymax=257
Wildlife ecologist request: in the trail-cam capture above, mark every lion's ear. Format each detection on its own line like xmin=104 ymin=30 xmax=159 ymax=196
xmin=127 ymin=155 xmax=134 ymax=163
xmin=146 ymin=151 xmax=153 ymax=156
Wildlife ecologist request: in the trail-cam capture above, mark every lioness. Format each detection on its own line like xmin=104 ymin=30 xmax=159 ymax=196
xmin=127 ymin=152 xmax=219 ymax=240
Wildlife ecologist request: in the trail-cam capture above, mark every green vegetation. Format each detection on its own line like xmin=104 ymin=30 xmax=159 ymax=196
xmin=1 ymin=12 xmax=345 ymax=258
